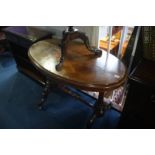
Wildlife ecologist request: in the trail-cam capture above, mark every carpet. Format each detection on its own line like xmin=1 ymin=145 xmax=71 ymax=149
xmin=0 ymin=53 xmax=121 ymax=129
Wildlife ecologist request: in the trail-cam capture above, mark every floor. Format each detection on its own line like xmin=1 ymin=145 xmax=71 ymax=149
xmin=0 ymin=52 xmax=121 ymax=129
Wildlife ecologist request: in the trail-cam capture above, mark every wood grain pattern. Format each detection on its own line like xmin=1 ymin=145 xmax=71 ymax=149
xmin=28 ymin=39 xmax=127 ymax=92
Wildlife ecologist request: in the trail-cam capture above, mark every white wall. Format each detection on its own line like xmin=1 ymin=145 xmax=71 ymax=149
xmin=99 ymin=26 xmax=108 ymax=40
xmin=35 ymin=26 xmax=99 ymax=47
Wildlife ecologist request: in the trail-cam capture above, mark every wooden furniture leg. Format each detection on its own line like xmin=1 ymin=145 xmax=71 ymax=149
xmin=38 ymin=80 xmax=51 ymax=110
xmin=87 ymin=92 xmax=106 ymax=128
xmin=55 ymin=26 xmax=102 ymax=71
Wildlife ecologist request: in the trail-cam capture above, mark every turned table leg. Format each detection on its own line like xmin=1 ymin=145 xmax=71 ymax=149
xmin=38 ymin=80 xmax=51 ymax=110
xmin=87 ymin=92 xmax=106 ymax=128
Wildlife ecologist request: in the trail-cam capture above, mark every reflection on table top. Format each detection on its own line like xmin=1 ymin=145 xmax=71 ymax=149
xmin=28 ymin=39 xmax=127 ymax=91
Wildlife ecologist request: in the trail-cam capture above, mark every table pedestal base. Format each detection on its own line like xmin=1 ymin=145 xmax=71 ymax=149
xmin=55 ymin=26 xmax=102 ymax=71
xmin=38 ymin=80 xmax=111 ymax=128
xmin=87 ymin=92 xmax=105 ymax=128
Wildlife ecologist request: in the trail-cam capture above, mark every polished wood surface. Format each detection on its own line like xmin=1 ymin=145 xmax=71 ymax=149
xmin=28 ymin=39 xmax=127 ymax=92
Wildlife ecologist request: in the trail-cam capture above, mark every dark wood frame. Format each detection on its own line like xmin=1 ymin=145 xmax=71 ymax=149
xmin=28 ymin=39 xmax=127 ymax=128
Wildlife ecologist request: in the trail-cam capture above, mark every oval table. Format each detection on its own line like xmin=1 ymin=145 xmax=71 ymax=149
xmin=28 ymin=39 xmax=127 ymax=128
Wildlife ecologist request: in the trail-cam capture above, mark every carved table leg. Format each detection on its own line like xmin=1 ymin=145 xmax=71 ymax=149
xmin=87 ymin=92 xmax=106 ymax=128
xmin=55 ymin=26 xmax=102 ymax=71
xmin=38 ymin=80 xmax=51 ymax=110
xmin=80 ymin=33 xmax=102 ymax=57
